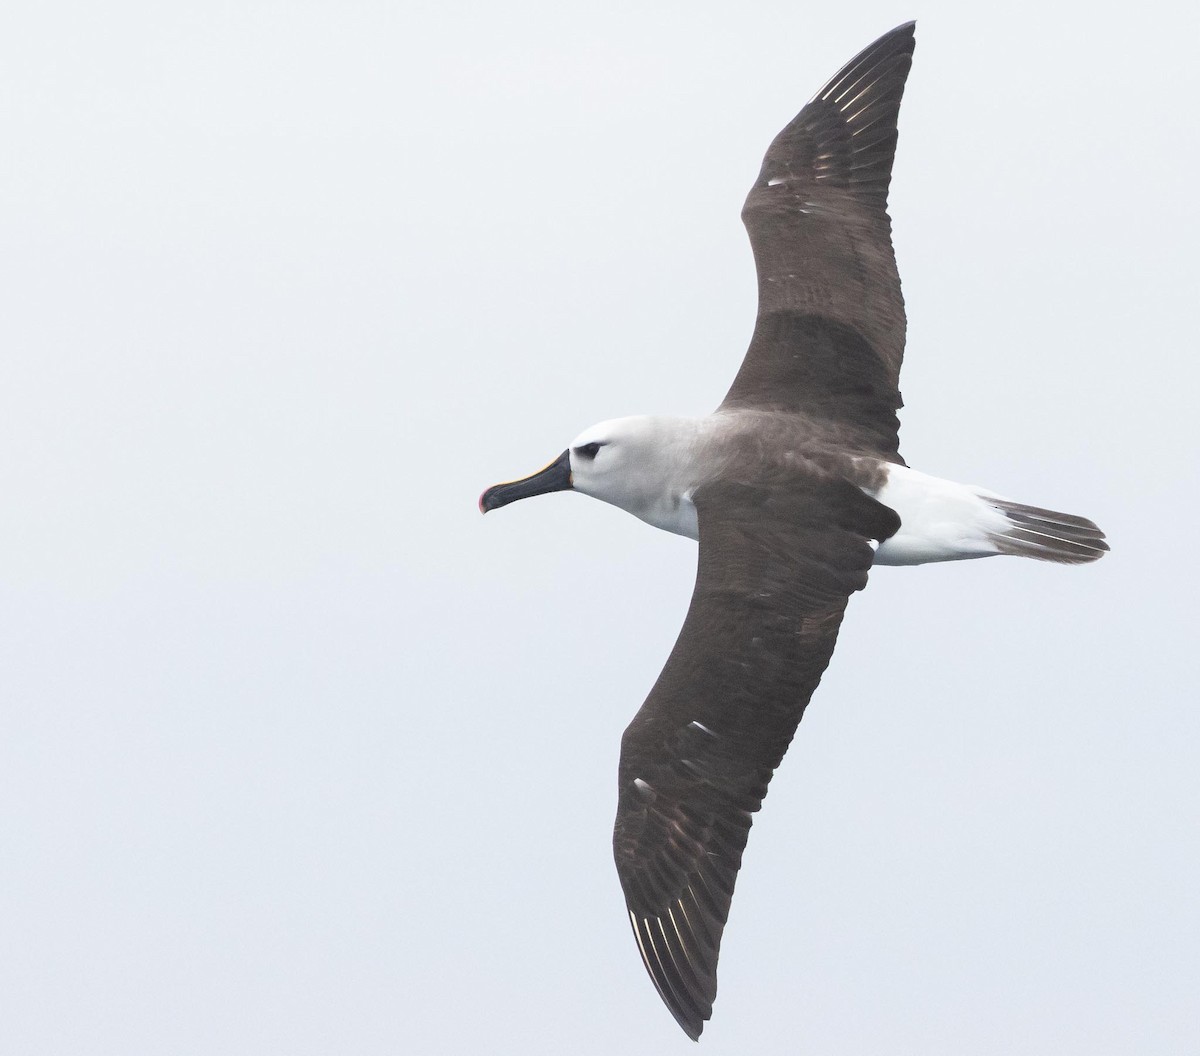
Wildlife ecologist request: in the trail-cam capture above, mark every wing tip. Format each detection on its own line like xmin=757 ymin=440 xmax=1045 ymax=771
xmin=627 ymin=907 xmax=715 ymax=1040
xmin=881 ymin=20 xmax=917 ymax=46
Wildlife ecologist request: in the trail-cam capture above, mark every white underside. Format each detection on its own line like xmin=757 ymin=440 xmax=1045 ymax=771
xmin=868 ymin=464 xmax=1008 ymax=565
xmin=628 ymin=465 xmax=1008 ymax=568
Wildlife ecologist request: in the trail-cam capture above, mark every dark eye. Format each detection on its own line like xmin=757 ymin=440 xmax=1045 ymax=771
xmin=576 ymin=442 xmax=602 ymax=460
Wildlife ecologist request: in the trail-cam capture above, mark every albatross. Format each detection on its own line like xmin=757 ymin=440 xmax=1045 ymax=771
xmin=479 ymin=22 xmax=1107 ymax=1040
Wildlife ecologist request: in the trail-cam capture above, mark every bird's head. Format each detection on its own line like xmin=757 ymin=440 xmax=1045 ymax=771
xmin=479 ymin=416 xmax=678 ymax=519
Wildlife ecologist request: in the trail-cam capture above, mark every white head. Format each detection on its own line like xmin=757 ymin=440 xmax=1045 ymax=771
xmin=480 ymin=415 xmax=700 ymax=537
xmin=567 ymin=416 xmax=666 ymax=507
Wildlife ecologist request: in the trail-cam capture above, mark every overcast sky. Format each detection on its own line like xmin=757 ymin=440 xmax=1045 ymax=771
xmin=2 ymin=2 xmax=1198 ymax=1053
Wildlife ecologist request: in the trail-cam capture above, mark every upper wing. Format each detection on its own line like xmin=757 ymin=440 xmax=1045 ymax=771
xmin=721 ymin=22 xmax=916 ymax=461
xmin=612 ymin=478 xmax=900 ymax=1039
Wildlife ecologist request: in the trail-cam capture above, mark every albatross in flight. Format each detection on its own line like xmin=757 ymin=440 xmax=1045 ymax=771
xmin=479 ymin=21 xmax=1107 ymax=1040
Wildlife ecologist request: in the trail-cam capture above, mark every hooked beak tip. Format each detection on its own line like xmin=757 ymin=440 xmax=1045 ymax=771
xmin=478 ymin=450 xmax=573 ymax=516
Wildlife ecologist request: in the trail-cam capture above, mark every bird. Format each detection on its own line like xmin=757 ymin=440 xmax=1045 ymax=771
xmin=479 ymin=21 xmax=1107 ymax=1041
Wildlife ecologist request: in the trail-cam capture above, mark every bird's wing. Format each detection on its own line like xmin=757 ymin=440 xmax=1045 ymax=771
xmin=613 ymin=477 xmax=900 ymax=1039
xmin=721 ymin=22 xmax=915 ymax=461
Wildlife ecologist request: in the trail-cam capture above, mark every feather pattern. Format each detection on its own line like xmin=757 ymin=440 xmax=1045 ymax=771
xmin=613 ymin=480 xmax=900 ymax=1038
xmin=724 ymin=22 xmax=915 ymax=461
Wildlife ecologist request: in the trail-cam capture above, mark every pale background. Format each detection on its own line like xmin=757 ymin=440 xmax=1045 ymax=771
xmin=2 ymin=2 xmax=1197 ymax=1053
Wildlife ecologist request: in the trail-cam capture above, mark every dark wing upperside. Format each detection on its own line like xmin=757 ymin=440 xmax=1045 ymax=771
xmin=721 ymin=22 xmax=915 ymax=461
xmin=612 ymin=478 xmax=900 ymax=1039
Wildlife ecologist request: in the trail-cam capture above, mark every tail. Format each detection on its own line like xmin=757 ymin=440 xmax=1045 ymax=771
xmin=987 ymin=498 xmax=1109 ymax=565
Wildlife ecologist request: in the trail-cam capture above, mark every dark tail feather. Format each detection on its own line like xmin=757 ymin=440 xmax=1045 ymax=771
xmin=988 ymin=498 xmax=1109 ymax=565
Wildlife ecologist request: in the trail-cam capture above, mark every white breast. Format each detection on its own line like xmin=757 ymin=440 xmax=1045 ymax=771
xmin=638 ymin=490 xmax=699 ymax=540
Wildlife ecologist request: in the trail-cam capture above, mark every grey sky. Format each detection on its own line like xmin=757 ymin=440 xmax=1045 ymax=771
xmin=2 ymin=2 xmax=1197 ymax=1053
